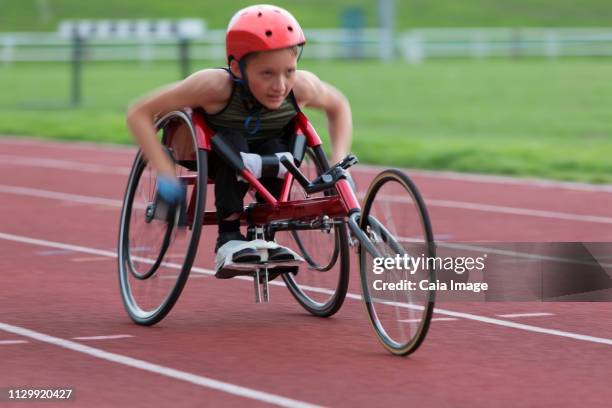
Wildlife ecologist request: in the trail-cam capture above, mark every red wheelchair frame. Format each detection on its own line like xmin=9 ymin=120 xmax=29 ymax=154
xmin=119 ymin=108 xmax=435 ymax=356
xmin=171 ymin=110 xmax=361 ymax=229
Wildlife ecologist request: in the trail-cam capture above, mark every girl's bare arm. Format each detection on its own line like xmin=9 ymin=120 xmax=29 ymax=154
xmin=294 ymin=70 xmax=353 ymax=164
xmin=126 ymin=69 xmax=229 ymax=176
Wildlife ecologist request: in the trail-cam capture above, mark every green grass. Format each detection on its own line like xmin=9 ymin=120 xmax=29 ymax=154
xmin=3 ymin=0 xmax=612 ymax=31
xmin=2 ymin=58 xmax=612 ymax=183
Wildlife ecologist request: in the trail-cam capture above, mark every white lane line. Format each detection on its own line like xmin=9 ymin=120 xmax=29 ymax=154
xmin=2 ymin=137 xmax=611 ymax=192
xmin=431 ymin=241 xmax=612 ymax=268
xmin=400 ymin=317 xmax=458 ymax=323
xmin=160 ymin=274 xmax=207 ymax=279
xmin=1 ymin=231 xmax=611 ymax=348
xmin=0 ymin=231 xmax=206 ymax=272
xmin=0 ymin=322 xmax=321 ymax=408
xmin=428 ymin=198 xmax=612 ymax=225
xmin=0 ymin=340 xmax=29 ymax=345
xmin=308 ymin=291 xmax=612 ymax=346
xmin=0 ymin=137 xmax=137 ymax=154
xmin=353 ymin=163 xmax=612 ymax=193
xmin=0 ymin=154 xmax=130 ymax=175
xmin=394 ymin=236 xmax=612 ymax=268
xmin=35 ymin=249 xmax=77 ymax=256
xmin=70 ymin=256 xmax=115 ymax=262
xmin=431 ymin=307 xmax=612 ymax=346
xmin=497 ymin=313 xmax=555 ymax=318
xmin=0 ymin=185 xmax=123 ymax=207
xmin=373 ymin=193 xmax=612 ymax=225
xmin=350 ymin=290 xmax=612 ymax=346
xmin=72 ymin=335 xmax=134 ymax=341
xmin=4 ymin=183 xmax=612 ymax=226
xmin=0 ymin=232 xmax=119 ymax=258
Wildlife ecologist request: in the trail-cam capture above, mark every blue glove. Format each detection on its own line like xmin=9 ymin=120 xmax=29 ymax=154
xmin=155 ymin=175 xmax=187 ymax=226
xmin=157 ymin=175 xmax=185 ymax=205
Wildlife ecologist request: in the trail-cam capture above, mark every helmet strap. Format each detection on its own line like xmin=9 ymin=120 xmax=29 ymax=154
xmin=228 ymin=58 xmax=264 ymax=135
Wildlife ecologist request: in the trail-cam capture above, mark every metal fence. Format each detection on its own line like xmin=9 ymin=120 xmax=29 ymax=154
xmin=4 ymin=27 xmax=612 ymax=107
xmin=399 ymin=28 xmax=612 ymax=63
xmin=4 ymin=27 xmax=612 ymax=66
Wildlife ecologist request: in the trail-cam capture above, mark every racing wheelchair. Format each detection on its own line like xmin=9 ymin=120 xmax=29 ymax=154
xmin=117 ymin=109 xmax=436 ymax=356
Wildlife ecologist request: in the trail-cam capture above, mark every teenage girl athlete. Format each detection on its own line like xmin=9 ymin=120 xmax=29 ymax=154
xmin=126 ymin=4 xmax=353 ymax=277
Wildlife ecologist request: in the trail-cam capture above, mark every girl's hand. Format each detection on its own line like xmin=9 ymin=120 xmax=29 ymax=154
xmin=157 ymin=175 xmax=186 ymax=205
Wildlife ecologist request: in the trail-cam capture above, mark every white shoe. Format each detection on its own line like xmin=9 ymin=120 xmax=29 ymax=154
xmin=215 ymin=240 xmax=303 ymax=278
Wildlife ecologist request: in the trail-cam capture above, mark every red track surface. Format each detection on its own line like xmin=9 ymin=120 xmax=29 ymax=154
xmin=1 ymin=136 xmax=611 ymax=407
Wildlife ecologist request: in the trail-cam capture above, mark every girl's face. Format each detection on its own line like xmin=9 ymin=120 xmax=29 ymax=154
xmin=231 ymin=48 xmax=298 ymax=109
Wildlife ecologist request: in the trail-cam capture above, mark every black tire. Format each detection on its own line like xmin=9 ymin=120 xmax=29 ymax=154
xmin=118 ymin=110 xmax=207 ymax=326
xmin=359 ymin=169 xmax=435 ymax=355
xmin=279 ymin=146 xmax=350 ymax=317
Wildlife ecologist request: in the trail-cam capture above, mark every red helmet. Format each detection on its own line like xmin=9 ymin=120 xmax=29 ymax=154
xmin=226 ymin=5 xmax=306 ymax=63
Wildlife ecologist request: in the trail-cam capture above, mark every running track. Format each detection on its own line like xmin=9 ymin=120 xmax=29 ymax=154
xmin=1 ymin=136 xmax=611 ymax=407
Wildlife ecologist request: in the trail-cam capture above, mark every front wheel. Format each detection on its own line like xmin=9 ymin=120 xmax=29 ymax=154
xmin=359 ymin=169 xmax=435 ymax=355
xmin=118 ymin=111 xmax=207 ymax=326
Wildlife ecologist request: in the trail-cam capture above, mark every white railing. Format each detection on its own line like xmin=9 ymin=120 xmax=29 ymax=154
xmin=399 ymin=28 xmax=612 ymax=63
xmin=3 ymin=28 xmax=612 ymax=65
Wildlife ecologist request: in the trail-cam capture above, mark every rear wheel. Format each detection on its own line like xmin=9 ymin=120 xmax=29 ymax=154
xmin=277 ymin=146 xmax=350 ymax=317
xmin=359 ymin=169 xmax=435 ymax=355
xmin=118 ymin=111 xmax=207 ymax=325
